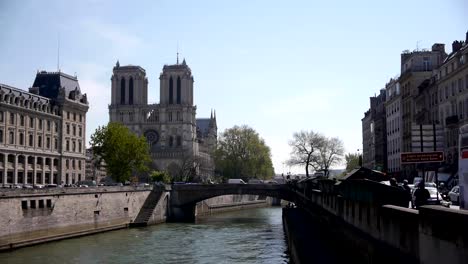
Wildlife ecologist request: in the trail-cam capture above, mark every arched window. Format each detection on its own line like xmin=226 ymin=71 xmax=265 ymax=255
xmin=176 ymin=136 xmax=182 ymax=146
xmin=120 ymin=77 xmax=126 ymax=104
xmin=169 ymin=136 xmax=173 ymax=147
xmin=129 ymin=77 xmax=134 ymax=105
xmin=177 ymin=76 xmax=181 ymax=104
xmin=169 ymin=77 xmax=174 ymax=104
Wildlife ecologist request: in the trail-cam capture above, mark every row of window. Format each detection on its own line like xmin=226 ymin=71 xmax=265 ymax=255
xmin=388 ymin=158 xmax=401 ymax=172
xmin=0 ymin=111 xmax=59 ymax=132
xmin=0 ymin=94 xmax=57 ymax=114
xmin=65 ymin=159 xmax=83 ymax=170
xmin=0 ymin=130 xmax=58 ymax=149
xmin=22 ymin=199 xmax=53 ymax=209
xmin=65 ymin=123 xmax=83 ymax=137
xmin=386 ymin=103 xmax=400 ymax=117
xmin=65 ymin=111 xmax=83 ymax=123
xmin=0 ymin=130 xmax=83 ymax=153
xmin=435 ymin=76 xmax=468 ymax=103
xmin=439 ymin=54 xmax=467 ymax=79
xmin=65 ymin=139 xmax=83 ymax=153
xmin=168 ymin=136 xmax=182 ymax=147
xmin=387 ymin=137 xmax=401 ymax=155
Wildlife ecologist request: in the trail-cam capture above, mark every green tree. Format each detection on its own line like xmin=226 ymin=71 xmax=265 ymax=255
xmin=345 ymin=153 xmax=360 ymax=172
xmin=90 ymin=122 xmax=151 ymax=183
xmin=215 ymin=125 xmax=274 ymax=181
xmin=288 ymin=130 xmax=344 ymax=177
xmin=150 ymin=170 xmax=171 ymax=183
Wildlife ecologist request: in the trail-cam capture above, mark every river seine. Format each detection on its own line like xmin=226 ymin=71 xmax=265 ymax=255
xmin=2 ymin=207 xmax=289 ymax=264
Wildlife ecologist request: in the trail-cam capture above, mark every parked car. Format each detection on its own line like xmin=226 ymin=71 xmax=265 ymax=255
xmin=46 ymin=184 xmax=58 ymax=188
xmin=23 ymin=184 xmax=34 ymax=189
xmin=248 ymin=179 xmax=264 ymax=184
xmin=411 ymin=186 xmax=443 ymax=208
xmin=34 ymin=184 xmax=45 ymax=189
xmin=227 ymin=179 xmax=246 ymax=184
xmin=448 ymin=186 xmax=460 ymax=205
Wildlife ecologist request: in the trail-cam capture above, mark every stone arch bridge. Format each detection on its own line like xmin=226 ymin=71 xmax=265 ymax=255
xmin=169 ymin=184 xmax=296 ymax=222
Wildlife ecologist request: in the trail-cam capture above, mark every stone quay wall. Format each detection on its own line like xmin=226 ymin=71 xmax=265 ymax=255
xmin=291 ymin=179 xmax=468 ymax=264
xmin=196 ymin=194 xmax=271 ymax=216
xmin=0 ymin=186 xmax=154 ymax=250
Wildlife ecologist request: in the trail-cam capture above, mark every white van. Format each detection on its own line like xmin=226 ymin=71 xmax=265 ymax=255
xmin=228 ymin=179 xmax=246 ymax=184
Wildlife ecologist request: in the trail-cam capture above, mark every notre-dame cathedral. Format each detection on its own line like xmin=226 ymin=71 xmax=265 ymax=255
xmin=108 ymin=58 xmax=217 ymax=181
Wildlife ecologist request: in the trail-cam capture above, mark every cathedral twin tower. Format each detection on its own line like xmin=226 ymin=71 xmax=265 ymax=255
xmin=109 ymin=59 xmax=217 ymax=180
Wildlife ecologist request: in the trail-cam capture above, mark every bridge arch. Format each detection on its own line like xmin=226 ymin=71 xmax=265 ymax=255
xmin=169 ymin=184 xmax=295 ymax=222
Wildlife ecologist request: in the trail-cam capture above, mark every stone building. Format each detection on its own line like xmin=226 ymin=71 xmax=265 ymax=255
xmin=433 ymin=35 xmax=468 ymax=172
xmin=397 ymin=44 xmax=447 ymax=177
xmin=385 ymin=78 xmax=402 ymax=174
xmin=108 ymin=59 xmax=217 ymax=182
xmin=0 ymin=71 xmax=88 ymax=186
xmin=85 ymin=147 xmax=107 ymax=183
xmin=362 ymin=89 xmax=387 ymax=171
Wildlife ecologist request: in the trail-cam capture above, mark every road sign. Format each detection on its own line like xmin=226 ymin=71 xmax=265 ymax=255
xmin=401 ymin=151 xmax=444 ymax=164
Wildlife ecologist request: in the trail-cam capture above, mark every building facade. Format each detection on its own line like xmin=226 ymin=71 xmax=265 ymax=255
xmin=362 ymin=89 xmax=387 ymax=171
xmin=385 ymin=78 xmax=402 ymax=174
xmin=362 ymin=30 xmax=468 ymax=182
xmin=0 ymin=71 xmax=88 ymax=186
xmin=435 ymin=37 xmax=468 ymax=172
xmin=85 ymin=147 xmax=107 ymax=183
xmin=108 ymin=59 xmax=217 ymax=182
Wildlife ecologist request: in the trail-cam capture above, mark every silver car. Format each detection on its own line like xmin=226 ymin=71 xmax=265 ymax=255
xmin=448 ymin=186 xmax=460 ymax=205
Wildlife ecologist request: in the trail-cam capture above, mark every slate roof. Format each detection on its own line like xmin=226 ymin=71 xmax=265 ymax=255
xmin=196 ymin=118 xmax=211 ymax=137
xmin=32 ymin=71 xmax=81 ymax=99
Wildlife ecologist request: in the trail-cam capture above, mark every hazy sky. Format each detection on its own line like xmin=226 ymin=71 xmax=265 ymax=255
xmin=0 ymin=0 xmax=466 ymax=174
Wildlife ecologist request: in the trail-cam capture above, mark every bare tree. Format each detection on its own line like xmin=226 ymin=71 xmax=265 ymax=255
xmin=287 ymin=130 xmax=324 ymax=177
xmin=316 ymin=137 xmax=345 ymax=176
xmin=288 ymin=131 xmax=344 ymax=177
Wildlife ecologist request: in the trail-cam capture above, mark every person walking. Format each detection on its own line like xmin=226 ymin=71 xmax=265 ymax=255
xmin=401 ymin=180 xmax=412 ymax=208
xmin=413 ymin=183 xmax=430 ymax=209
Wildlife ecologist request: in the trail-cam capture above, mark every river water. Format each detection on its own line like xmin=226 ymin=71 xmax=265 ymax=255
xmin=2 ymin=207 xmax=289 ymax=264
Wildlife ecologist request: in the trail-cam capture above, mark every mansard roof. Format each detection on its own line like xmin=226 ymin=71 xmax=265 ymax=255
xmin=32 ymin=71 xmax=81 ymax=99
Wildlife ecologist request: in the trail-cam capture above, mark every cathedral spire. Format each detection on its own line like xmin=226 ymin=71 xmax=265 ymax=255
xmin=210 ymin=109 xmax=213 ymax=119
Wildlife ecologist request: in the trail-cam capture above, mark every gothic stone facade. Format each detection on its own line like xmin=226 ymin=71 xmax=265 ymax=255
xmin=0 ymin=71 xmax=89 ymax=186
xmin=108 ymin=60 xmax=217 ymax=181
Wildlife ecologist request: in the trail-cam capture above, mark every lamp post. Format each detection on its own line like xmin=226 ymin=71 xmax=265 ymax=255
xmin=357 ymin=149 xmax=363 ymax=167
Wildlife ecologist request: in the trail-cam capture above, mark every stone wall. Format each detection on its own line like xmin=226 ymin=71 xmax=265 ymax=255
xmin=292 ymin=179 xmax=468 ymax=263
xmin=0 ymin=186 xmax=154 ymax=250
xmin=196 ymin=194 xmax=270 ymax=216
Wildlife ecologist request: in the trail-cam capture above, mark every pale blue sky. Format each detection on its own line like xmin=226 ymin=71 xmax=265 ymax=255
xmin=0 ymin=0 xmax=466 ymax=174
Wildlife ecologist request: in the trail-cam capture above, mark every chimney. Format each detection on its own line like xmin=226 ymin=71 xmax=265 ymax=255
xmin=431 ymin=43 xmax=445 ymax=53
xmin=452 ymin=40 xmax=462 ymax=53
